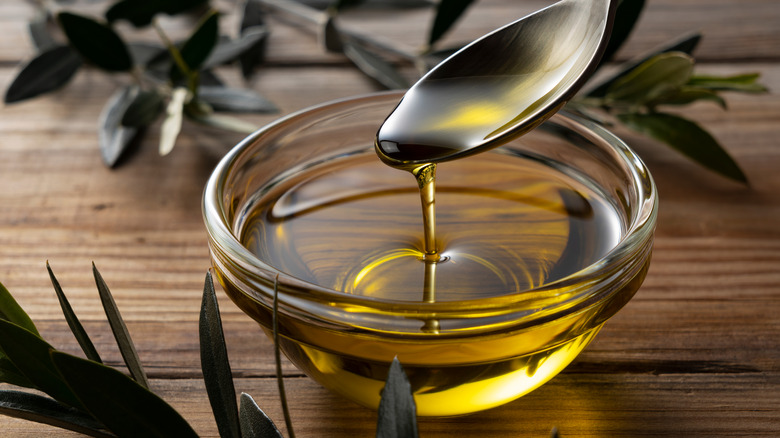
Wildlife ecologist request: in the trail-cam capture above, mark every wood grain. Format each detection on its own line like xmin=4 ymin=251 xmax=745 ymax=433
xmin=1 ymin=0 xmax=778 ymax=436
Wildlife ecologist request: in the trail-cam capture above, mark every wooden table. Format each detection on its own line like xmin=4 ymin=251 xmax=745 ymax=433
xmin=1 ymin=0 xmax=778 ymax=436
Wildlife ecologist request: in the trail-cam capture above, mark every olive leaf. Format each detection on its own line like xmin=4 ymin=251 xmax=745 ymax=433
xmin=239 ymin=0 xmax=270 ymax=79
xmin=106 ymin=0 xmax=209 ymax=28
xmin=201 ymin=70 xmax=227 ymax=86
xmin=427 ymin=0 xmax=475 ymax=48
xmin=322 ymin=15 xmax=345 ymax=53
xmin=650 ymin=86 xmax=727 ymax=109
xmin=198 ymin=86 xmax=278 ymax=113
xmin=121 ymin=90 xmax=166 ymax=128
xmin=618 ymin=112 xmax=748 ymax=183
xmin=203 ymin=27 xmax=270 ymax=70
xmin=342 ymin=40 xmax=410 ymax=89
xmin=51 ymin=351 xmax=200 ymax=438
xmin=239 ymin=393 xmax=284 ymax=438
xmin=0 ymin=390 xmax=111 ymax=438
xmin=58 ymin=12 xmax=133 ymax=72
xmin=0 ymin=281 xmax=39 ymax=337
xmin=92 ymin=263 xmax=150 ymax=388
xmin=160 ymin=87 xmax=189 ymax=155
xmin=587 ymin=32 xmax=701 ymax=98
xmin=0 ymin=319 xmax=84 ymax=409
xmin=0 ymin=281 xmax=39 ymax=389
xmin=376 ymin=357 xmax=418 ymax=438
xmin=28 ymin=15 xmax=58 ymax=52
xmin=688 ymin=73 xmax=768 ymax=93
xmin=605 ymin=52 xmax=694 ymax=106
xmin=0 ymin=357 xmax=35 ymax=389
xmin=170 ymin=10 xmax=219 ymax=83
xmin=597 ymin=0 xmax=645 ymax=70
xmin=184 ymin=98 xmax=259 ymax=134
xmin=4 ymin=45 xmax=82 ymax=104
xmin=47 ymin=262 xmax=103 ymax=364
xmin=200 ymin=272 xmax=241 ymax=438
xmin=99 ymin=85 xmax=141 ymax=167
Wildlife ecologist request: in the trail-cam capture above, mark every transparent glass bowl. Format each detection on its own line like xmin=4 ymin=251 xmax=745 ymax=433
xmin=203 ymin=91 xmax=657 ymax=416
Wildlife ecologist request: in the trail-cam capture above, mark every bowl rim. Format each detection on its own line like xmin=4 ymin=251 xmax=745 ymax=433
xmin=202 ymin=90 xmax=658 ymax=316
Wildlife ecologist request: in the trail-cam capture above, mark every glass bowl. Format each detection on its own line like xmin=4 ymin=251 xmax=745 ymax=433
xmin=203 ymin=91 xmax=657 ymax=416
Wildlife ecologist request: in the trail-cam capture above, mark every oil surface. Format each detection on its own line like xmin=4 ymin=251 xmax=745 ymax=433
xmin=240 ymin=149 xmax=622 ymax=302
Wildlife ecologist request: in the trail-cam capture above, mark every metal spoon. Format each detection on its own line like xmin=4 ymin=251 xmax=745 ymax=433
xmin=375 ymin=0 xmax=617 ymax=168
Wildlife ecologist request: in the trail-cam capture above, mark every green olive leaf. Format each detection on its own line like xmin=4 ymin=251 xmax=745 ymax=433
xmin=203 ymin=26 xmax=270 ymax=70
xmin=687 ymin=73 xmax=768 ymax=93
xmin=184 ymin=100 xmax=259 ymax=134
xmin=0 ymin=390 xmax=111 ymax=438
xmin=170 ymin=10 xmax=219 ymax=83
xmin=618 ymin=112 xmax=748 ymax=183
xmin=0 ymin=281 xmax=39 ymax=337
xmin=376 ymin=357 xmax=418 ymax=438
xmin=51 ymin=351 xmax=199 ymax=438
xmin=106 ymin=0 xmax=209 ymax=28
xmin=239 ymin=393 xmax=284 ymax=438
xmin=47 ymin=263 xmax=103 ymax=364
xmin=58 ymin=12 xmax=133 ymax=72
xmin=597 ymin=0 xmax=645 ymax=69
xmin=0 ymin=319 xmax=83 ymax=409
xmin=239 ymin=0 xmax=270 ymax=79
xmin=427 ymin=0 xmax=475 ymax=48
xmin=651 ymin=86 xmax=727 ymax=109
xmin=4 ymin=45 xmax=82 ymax=104
xmin=342 ymin=40 xmax=409 ymax=89
xmin=0 ymin=357 xmax=36 ymax=388
xmin=99 ymin=85 xmax=142 ymax=168
xmin=200 ymin=272 xmax=241 ymax=438
xmin=587 ymin=32 xmax=701 ymax=98
xmin=197 ymin=86 xmax=278 ymax=113
xmin=0 ymin=282 xmax=39 ymax=388
xmin=605 ymin=52 xmax=694 ymax=105
xmin=322 ymin=15 xmax=344 ymax=53
xmin=121 ymin=89 xmax=165 ymax=127
xmin=201 ymin=70 xmax=226 ymax=87
xmin=92 ymin=263 xmax=149 ymax=388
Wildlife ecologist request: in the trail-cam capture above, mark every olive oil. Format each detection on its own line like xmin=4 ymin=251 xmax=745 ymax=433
xmin=232 ymin=145 xmax=634 ymax=415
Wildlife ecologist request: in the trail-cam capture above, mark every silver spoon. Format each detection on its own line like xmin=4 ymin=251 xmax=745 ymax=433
xmin=375 ymin=0 xmax=618 ymax=168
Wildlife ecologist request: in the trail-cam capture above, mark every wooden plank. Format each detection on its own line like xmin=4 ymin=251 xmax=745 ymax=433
xmin=3 ymin=372 xmax=778 ymax=437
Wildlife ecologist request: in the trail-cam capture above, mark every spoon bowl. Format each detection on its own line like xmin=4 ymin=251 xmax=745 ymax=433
xmin=375 ymin=0 xmax=617 ymax=168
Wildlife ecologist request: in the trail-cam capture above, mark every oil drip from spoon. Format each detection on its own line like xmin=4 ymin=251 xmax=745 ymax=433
xmin=374 ymin=0 xmax=617 ymax=312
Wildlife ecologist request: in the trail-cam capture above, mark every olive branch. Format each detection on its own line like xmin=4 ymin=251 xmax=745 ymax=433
xmin=5 ymin=0 xmax=768 ymax=182
xmin=0 ymin=264 xmax=427 ymax=437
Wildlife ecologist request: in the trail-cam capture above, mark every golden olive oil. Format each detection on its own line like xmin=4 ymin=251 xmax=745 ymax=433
xmin=233 ymin=147 xmax=632 ymax=415
xmin=241 ymin=151 xmax=619 ymax=302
